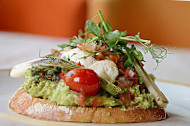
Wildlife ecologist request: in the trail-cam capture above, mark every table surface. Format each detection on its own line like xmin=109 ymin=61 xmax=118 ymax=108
xmin=0 ymin=31 xmax=190 ymax=84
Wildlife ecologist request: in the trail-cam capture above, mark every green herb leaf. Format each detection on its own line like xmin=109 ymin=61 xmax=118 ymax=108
xmin=69 ymin=36 xmax=85 ymax=47
xmin=124 ymin=54 xmax=134 ymax=68
xmin=105 ymin=30 xmax=120 ymax=42
xmin=98 ymin=21 xmax=112 ymax=33
xmin=133 ymin=50 xmax=143 ymax=61
xmin=85 ymin=20 xmax=100 ymax=36
xmin=58 ymin=44 xmax=70 ymax=49
xmin=119 ymin=31 xmax=127 ymax=37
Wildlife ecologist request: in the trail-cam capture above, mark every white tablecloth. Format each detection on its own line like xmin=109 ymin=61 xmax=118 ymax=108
xmin=0 ymin=31 xmax=190 ymax=84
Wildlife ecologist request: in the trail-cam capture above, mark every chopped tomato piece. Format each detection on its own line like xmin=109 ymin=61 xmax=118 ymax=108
xmin=92 ymin=98 xmax=99 ymax=107
xmin=102 ymin=50 xmax=112 ymax=55
xmin=117 ymin=62 xmax=125 ymax=69
xmin=50 ymin=49 xmax=61 ymax=57
xmin=132 ymin=77 xmax=138 ymax=85
xmin=45 ymin=54 xmax=51 ymax=57
xmin=54 ymin=53 xmax=61 ymax=57
xmin=77 ymin=43 xmax=93 ymax=54
xmin=41 ymin=75 xmax=45 ymax=79
xmin=109 ymin=55 xmax=119 ymax=63
xmin=51 ymin=49 xmax=57 ymax=53
xmin=124 ymin=69 xmax=130 ymax=78
xmin=95 ymin=52 xmax=105 ymax=60
xmin=119 ymin=92 xmax=132 ymax=105
xmin=92 ymin=98 xmax=103 ymax=107
xmin=77 ymin=61 xmax=82 ymax=66
xmin=117 ymin=80 xmax=133 ymax=89
xmin=133 ymin=71 xmax=137 ymax=77
xmin=96 ymin=43 xmax=108 ymax=51
xmin=60 ymin=72 xmax=65 ymax=79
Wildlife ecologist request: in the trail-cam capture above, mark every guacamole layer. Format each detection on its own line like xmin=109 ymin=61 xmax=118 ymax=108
xmin=22 ymin=69 xmax=156 ymax=109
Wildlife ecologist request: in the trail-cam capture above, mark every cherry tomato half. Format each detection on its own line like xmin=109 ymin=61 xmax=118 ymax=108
xmin=64 ymin=68 xmax=101 ymax=96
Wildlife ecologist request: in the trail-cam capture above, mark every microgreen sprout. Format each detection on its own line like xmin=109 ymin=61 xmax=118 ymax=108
xmin=58 ymin=9 xmax=169 ymax=69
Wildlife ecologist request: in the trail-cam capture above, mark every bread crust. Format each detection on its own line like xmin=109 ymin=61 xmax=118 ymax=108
xmin=9 ymin=88 xmax=167 ymax=123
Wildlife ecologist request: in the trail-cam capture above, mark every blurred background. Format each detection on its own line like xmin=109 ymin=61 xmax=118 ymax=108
xmin=0 ymin=0 xmax=190 ymax=84
xmin=1 ymin=0 xmax=190 ymax=48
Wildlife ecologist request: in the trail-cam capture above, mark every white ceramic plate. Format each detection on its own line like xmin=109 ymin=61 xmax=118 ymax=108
xmin=0 ymin=70 xmax=190 ymax=126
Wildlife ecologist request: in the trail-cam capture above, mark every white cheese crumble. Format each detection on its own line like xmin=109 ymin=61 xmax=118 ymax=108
xmin=61 ymin=48 xmax=119 ymax=83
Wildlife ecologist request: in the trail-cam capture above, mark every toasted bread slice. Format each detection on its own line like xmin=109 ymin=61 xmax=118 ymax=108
xmin=9 ymin=88 xmax=167 ymax=123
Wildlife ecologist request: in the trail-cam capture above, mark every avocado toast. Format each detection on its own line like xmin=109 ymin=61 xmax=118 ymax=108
xmin=9 ymin=10 xmax=168 ymax=123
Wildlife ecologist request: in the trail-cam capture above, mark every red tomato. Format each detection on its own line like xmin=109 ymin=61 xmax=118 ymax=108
xmin=64 ymin=68 xmax=101 ymax=96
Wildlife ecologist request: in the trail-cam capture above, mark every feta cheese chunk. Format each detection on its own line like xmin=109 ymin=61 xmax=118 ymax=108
xmin=88 ymin=60 xmax=119 ymax=83
xmin=61 ymin=48 xmax=96 ymax=68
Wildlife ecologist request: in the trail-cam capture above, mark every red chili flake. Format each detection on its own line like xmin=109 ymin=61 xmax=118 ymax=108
xmin=77 ymin=61 xmax=82 ymax=66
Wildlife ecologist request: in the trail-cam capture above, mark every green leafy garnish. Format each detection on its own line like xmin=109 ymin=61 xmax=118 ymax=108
xmin=58 ymin=10 xmax=169 ymax=68
xmin=85 ymin=20 xmax=100 ymax=36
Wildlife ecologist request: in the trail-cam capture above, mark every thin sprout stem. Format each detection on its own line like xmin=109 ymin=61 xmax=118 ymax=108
xmin=119 ymin=36 xmax=151 ymax=44
xmin=97 ymin=10 xmax=108 ymax=32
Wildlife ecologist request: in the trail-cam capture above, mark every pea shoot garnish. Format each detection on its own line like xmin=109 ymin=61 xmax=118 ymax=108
xmin=58 ymin=10 xmax=169 ymax=68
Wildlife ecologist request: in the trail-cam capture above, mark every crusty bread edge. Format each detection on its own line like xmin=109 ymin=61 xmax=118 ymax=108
xmin=9 ymin=88 xmax=168 ymax=123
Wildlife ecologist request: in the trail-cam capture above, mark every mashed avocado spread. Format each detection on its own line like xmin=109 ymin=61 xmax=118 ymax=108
xmin=22 ymin=69 xmax=156 ymax=109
